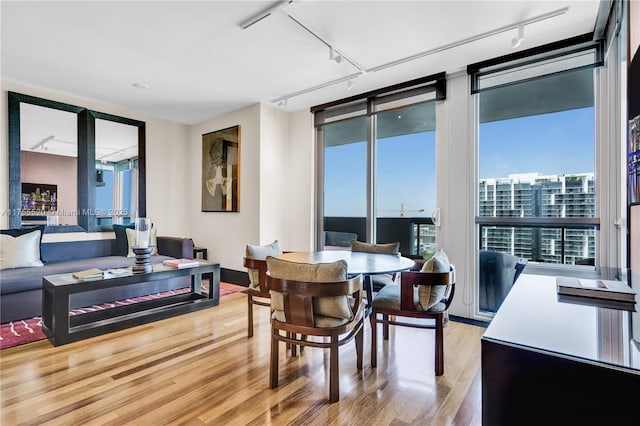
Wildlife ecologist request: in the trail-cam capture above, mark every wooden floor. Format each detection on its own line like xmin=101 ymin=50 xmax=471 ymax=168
xmin=0 ymin=292 xmax=486 ymax=425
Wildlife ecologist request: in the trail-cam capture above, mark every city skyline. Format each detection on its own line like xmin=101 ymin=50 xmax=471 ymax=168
xmin=324 ymin=107 xmax=595 ymax=218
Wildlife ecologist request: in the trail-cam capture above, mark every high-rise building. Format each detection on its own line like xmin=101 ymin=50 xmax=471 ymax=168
xmin=479 ymin=172 xmax=595 ymax=265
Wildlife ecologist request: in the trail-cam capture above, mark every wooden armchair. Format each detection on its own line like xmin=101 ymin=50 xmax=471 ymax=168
xmin=266 ymin=256 xmax=365 ymax=403
xmin=351 ymin=240 xmax=401 ymax=291
xmin=244 ymin=240 xmax=283 ymax=337
xmin=243 ymin=257 xmax=269 ymax=337
xmin=370 ymin=265 xmax=455 ymax=376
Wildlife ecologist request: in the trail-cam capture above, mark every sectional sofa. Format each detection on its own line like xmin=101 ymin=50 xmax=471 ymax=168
xmin=0 ymin=229 xmax=194 ymax=323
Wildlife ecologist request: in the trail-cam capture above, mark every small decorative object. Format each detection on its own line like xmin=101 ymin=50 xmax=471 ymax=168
xmin=132 ymin=217 xmax=153 ymax=274
xmin=202 ymin=125 xmax=240 ymax=212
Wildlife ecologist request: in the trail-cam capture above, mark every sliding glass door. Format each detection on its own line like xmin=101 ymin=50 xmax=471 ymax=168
xmin=321 ymin=116 xmax=367 ymax=248
xmin=315 ymin=74 xmax=445 ymax=256
xmin=375 ymin=102 xmax=436 ymax=257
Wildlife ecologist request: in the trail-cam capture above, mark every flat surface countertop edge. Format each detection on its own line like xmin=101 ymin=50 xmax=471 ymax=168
xmin=483 ymin=273 xmax=640 ymax=373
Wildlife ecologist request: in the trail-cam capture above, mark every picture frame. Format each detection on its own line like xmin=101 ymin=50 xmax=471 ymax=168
xmin=201 ymin=125 xmax=240 ymax=212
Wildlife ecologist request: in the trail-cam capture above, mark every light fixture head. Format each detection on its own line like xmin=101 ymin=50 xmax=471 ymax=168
xmin=278 ymin=99 xmax=288 ymax=107
xmin=132 ymin=82 xmax=149 ymax=89
xmin=512 ymin=25 xmax=524 ymax=48
xmin=329 ymin=46 xmax=343 ymax=63
xmin=346 ymin=79 xmax=354 ymax=90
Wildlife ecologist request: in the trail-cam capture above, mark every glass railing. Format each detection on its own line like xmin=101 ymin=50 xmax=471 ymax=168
xmin=476 ymin=217 xmax=600 ymax=265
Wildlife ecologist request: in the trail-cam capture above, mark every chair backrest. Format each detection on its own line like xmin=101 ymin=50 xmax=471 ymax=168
xmin=324 ymin=231 xmax=358 ymax=248
xmin=398 ymin=265 xmax=456 ymax=312
xmin=243 ymin=257 xmax=269 ymax=294
xmin=351 ymin=240 xmax=400 ymax=255
xmin=267 ymin=274 xmax=363 ymax=327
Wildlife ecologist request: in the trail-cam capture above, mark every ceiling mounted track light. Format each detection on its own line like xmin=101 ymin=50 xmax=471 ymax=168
xmin=239 ymin=0 xmax=294 ymax=30
xmin=330 ymin=46 xmax=343 ymax=63
xmin=512 ymin=25 xmax=525 ymax=48
xmin=239 ymin=3 xmax=569 ymax=106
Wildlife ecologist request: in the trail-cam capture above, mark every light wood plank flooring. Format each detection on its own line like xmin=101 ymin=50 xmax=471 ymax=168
xmin=0 ymin=291 xmax=485 ymax=425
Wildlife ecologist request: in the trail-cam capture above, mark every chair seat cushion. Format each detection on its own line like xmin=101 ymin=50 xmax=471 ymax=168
xmin=371 ymin=273 xmax=395 ymax=288
xmin=372 ymin=283 xmax=446 ymax=313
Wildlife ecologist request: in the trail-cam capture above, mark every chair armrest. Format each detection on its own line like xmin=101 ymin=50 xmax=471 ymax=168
xmin=513 ymin=259 xmax=528 ymax=284
xmin=157 ymin=236 xmax=194 ymax=259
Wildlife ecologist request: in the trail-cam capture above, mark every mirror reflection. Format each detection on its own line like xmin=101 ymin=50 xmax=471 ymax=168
xmin=95 ymin=119 xmax=139 ymax=226
xmin=8 ymin=92 xmax=146 ymax=232
xmin=19 ymin=103 xmax=78 ymax=226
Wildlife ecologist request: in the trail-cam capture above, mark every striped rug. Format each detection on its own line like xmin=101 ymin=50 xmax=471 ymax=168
xmin=0 ymin=282 xmax=246 ymax=350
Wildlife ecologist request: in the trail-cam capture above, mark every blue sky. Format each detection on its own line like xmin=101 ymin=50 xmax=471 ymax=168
xmin=479 ymin=107 xmax=595 ymax=179
xmin=324 ymin=107 xmax=594 ymax=217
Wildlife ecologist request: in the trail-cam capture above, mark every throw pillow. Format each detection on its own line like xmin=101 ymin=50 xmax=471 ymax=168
xmin=0 ymin=225 xmax=46 ymax=263
xmin=266 ymin=256 xmax=352 ymax=321
xmin=246 ymin=240 xmax=282 ymax=260
xmin=245 ymin=240 xmax=282 ymax=289
xmin=351 ymin=240 xmax=400 ymax=254
xmin=0 ymin=228 xmax=44 ymax=269
xmin=125 ymin=226 xmax=158 ymax=257
xmin=417 ymin=249 xmax=451 ymax=311
xmin=112 ymin=223 xmax=135 ymax=256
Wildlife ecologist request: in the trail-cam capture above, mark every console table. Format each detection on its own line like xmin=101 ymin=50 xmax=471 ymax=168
xmin=482 ymin=273 xmax=640 ymax=425
xmin=42 ymin=261 xmax=220 ymax=346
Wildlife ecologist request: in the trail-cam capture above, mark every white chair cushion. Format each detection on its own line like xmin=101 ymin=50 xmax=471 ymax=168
xmin=245 ymin=240 xmax=282 ymax=289
xmin=417 ymin=249 xmax=450 ymax=310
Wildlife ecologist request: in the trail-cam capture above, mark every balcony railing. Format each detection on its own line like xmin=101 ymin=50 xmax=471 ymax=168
xmin=323 ymin=217 xmax=435 ymax=258
xmin=476 ymin=216 xmax=600 ymax=265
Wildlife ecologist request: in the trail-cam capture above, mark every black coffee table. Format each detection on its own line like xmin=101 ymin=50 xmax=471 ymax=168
xmin=42 ymin=261 xmax=220 ymax=346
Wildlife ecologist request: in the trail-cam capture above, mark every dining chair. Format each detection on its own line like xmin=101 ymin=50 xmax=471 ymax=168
xmin=370 ymin=250 xmax=455 ymax=376
xmin=350 ymin=240 xmax=400 ymax=291
xmin=266 ymin=256 xmax=365 ymax=403
xmin=243 ymin=240 xmax=282 ymax=337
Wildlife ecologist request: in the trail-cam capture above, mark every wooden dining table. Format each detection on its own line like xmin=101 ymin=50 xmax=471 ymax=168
xmin=276 ymin=250 xmax=416 ymax=315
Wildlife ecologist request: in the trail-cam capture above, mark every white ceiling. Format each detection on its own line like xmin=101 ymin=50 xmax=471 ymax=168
xmin=1 ymin=1 xmax=601 ymax=126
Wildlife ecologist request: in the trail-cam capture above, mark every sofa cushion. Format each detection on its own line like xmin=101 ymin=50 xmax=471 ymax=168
xmin=113 ymin=223 xmax=135 ymax=256
xmin=1 ymin=225 xmax=46 ymax=264
xmin=0 ymin=228 xmax=44 ymax=270
xmin=125 ymin=226 xmax=158 ymax=257
xmin=0 ymin=255 xmax=174 ymax=295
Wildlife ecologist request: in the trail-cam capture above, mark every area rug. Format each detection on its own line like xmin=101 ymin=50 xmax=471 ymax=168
xmin=0 ymin=282 xmax=247 ymax=350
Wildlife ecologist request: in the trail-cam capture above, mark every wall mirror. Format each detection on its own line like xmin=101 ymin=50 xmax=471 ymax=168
xmin=8 ymin=92 xmax=146 ymax=233
xmin=19 ymin=102 xmax=79 ymax=228
xmin=92 ymin=112 xmax=145 ymax=230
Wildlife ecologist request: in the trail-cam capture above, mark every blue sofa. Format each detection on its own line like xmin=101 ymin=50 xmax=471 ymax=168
xmin=0 ymin=236 xmax=194 ymax=323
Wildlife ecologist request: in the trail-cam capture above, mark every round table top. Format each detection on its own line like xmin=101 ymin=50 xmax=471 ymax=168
xmin=277 ymin=250 xmax=416 ymax=275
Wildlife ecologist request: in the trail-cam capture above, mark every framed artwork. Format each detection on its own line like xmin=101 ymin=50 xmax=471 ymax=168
xmin=202 ymin=125 xmax=240 ymax=212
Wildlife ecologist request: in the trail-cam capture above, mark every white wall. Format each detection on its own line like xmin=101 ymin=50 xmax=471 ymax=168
xmin=187 ymin=104 xmax=262 ymax=272
xmin=258 ymin=104 xmax=289 ymax=247
xmin=185 ymin=104 xmax=314 ymax=272
xmin=285 ymin=109 xmax=315 ymax=251
xmin=437 ymin=72 xmax=475 ymax=319
xmin=0 ymin=80 xmax=190 ymax=242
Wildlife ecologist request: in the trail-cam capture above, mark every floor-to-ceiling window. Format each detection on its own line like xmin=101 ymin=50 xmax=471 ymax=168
xmin=470 ymin=35 xmax=603 ymax=314
xmin=374 ymin=102 xmax=436 ymax=257
xmin=315 ymin=74 xmax=445 ymax=256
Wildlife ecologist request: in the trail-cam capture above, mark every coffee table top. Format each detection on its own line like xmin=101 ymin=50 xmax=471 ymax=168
xmin=43 ymin=260 xmax=219 ymax=287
